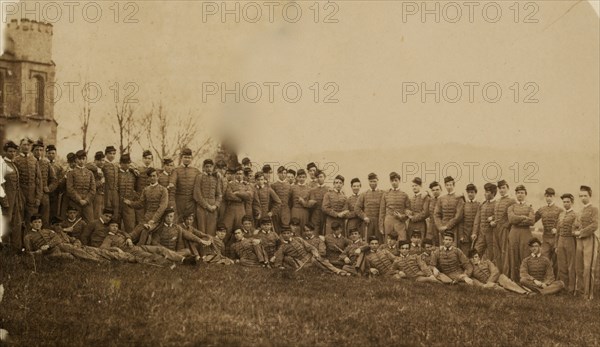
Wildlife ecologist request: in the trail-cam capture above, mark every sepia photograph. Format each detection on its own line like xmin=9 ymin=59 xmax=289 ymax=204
xmin=0 ymin=0 xmax=599 ymax=345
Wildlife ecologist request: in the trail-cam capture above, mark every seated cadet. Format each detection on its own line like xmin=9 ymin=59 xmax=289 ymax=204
xmin=467 ymin=249 xmax=531 ymax=294
xmin=379 ymin=232 xmax=400 ymax=256
xmin=80 ymin=208 xmax=114 ymax=247
xmin=201 ymin=224 xmax=234 ymax=265
xmin=430 ymin=232 xmax=474 ymax=285
xmin=290 ymin=218 xmax=303 ymax=237
xmin=303 ymin=223 xmax=326 ymax=257
xmin=355 ymin=236 xmax=402 ymax=279
xmin=253 ymin=217 xmax=280 ymax=262
xmin=519 ymin=238 xmax=565 ymax=295
xmin=176 ymin=213 xmax=213 ymax=259
xmin=274 ymin=227 xmax=350 ymax=276
xmin=395 ymin=240 xmax=440 ymax=283
xmin=240 ymin=215 xmax=258 ymax=238
xmin=100 ymin=220 xmax=197 ymax=265
xmin=324 ymin=221 xmax=351 ymax=268
xmin=59 ymin=206 xmax=87 ymax=241
xmin=408 ymin=231 xmax=424 ymax=255
xmin=231 ymin=228 xmax=270 ymax=267
xmin=340 ymin=228 xmax=368 ymax=275
xmin=420 ymin=238 xmax=453 ymax=284
xmin=25 ymin=215 xmax=110 ymax=262
xmin=149 ymin=208 xmax=208 ymax=257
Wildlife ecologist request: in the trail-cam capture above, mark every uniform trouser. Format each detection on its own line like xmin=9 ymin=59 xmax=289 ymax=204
xmin=397 ymin=271 xmax=440 ymax=283
xmin=3 ymin=196 xmax=24 ymax=251
xmin=342 ymin=264 xmax=359 ymax=275
xmin=556 ymin=235 xmax=576 ymax=292
xmin=135 ymin=208 xmax=144 ymax=226
xmin=506 ymin=227 xmax=533 ymax=282
xmin=196 ymin=206 xmax=217 ymax=236
xmin=384 ymin=215 xmax=407 ymax=241
xmin=575 ymin=235 xmax=599 ymax=299
xmin=69 ymin=200 xmax=94 ymax=224
xmin=494 ymin=226 xmax=510 ymax=274
xmin=49 ymin=192 xmax=60 ymax=222
xmin=218 ymin=202 xmax=227 ymax=224
xmin=175 ymin=195 xmax=195 ymax=223
xmin=272 ymin=205 xmax=291 ymax=233
xmin=24 ymin=199 xmax=40 ymax=232
xmin=53 ymin=243 xmax=108 ymax=262
xmin=363 ymin=218 xmax=381 ymax=242
xmin=310 ymin=209 xmax=325 ymax=235
xmin=291 ymin=207 xmax=310 ymax=232
xmin=475 ymin=229 xmax=495 ymax=262
xmin=442 ymin=271 xmax=471 ymax=283
xmin=541 ymin=234 xmax=558 ymax=275
xmin=325 ymin=216 xmax=346 ymax=236
xmin=473 ymin=274 xmax=529 ymax=294
xmin=435 ymin=272 xmax=454 ymax=284
xmin=117 ymin=203 xmax=136 ymax=234
xmin=130 ymin=223 xmax=154 ymax=245
xmin=104 ymin=188 xmax=119 ymax=210
xmin=139 ymin=245 xmax=188 ymax=263
xmin=426 ymin=219 xmax=439 ymax=246
xmin=93 ymin=194 xmax=104 ymax=220
xmin=126 ymin=246 xmax=172 ymax=266
xmin=457 ymin=238 xmax=471 ymax=258
xmin=39 ymin=194 xmax=50 ymax=227
xmin=224 ymin=203 xmax=246 ymax=233
xmin=520 ymin=278 xmax=564 ymax=295
xmin=283 ymin=255 xmax=343 ymax=274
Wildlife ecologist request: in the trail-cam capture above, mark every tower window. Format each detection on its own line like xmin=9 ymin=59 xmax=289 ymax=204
xmin=34 ymin=75 xmax=44 ymax=116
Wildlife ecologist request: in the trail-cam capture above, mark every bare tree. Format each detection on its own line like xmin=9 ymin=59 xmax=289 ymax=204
xmin=112 ymin=100 xmax=143 ymax=155
xmin=79 ymin=98 xmax=96 ymax=152
xmin=140 ymin=102 xmax=214 ymax=165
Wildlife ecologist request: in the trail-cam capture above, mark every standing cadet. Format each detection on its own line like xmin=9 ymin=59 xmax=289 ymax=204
xmin=116 ymin=154 xmax=138 ymax=233
xmin=262 ymin=164 xmax=273 ymax=184
xmin=215 ymin=160 xmax=229 ymax=225
xmin=473 ymin=183 xmax=497 ymax=261
xmin=224 ymin=167 xmax=253 ymax=233
xmin=356 ymin=173 xmax=384 ymax=242
xmin=307 ymin=170 xmax=329 ymax=235
xmin=193 ymin=159 xmax=222 ymax=236
xmin=434 ymin=176 xmax=464 ymax=246
xmin=158 ymin=158 xmax=176 ymax=209
xmin=379 ymin=172 xmax=411 ymax=242
xmin=252 ymin=172 xmax=282 ymax=223
xmin=519 ymin=238 xmax=564 ymax=295
xmin=506 ymin=185 xmax=535 ymax=282
xmin=32 ymin=141 xmax=56 ymax=227
xmin=429 ymin=232 xmax=474 ymax=284
xmin=66 ymin=151 xmax=96 ymax=223
xmin=346 ymin=178 xmax=362 ymax=234
xmin=534 ymin=188 xmax=563 ymax=271
xmin=555 ymin=193 xmax=578 ymax=294
xmin=58 ymin=153 xmax=76 ymax=220
xmin=289 ymin=169 xmax=311 ymax=231
xmin=87 ymin=151 xmax=105 ymax=219
xmin=46 ymin=144 xmax=63 ymax=220
xmin=322 ymin=175 xmax=350 ymax=235
xmin=286 ymin=169 xmax=296 ymax=185
xmin=124 ymin=168 xmax=169 ymax=235
xmin=459 ymin=184 xmax=480 ymax=255
xmin=102 ymin=146 xmax=119 ymax=211
xmin=14 ymin=138 xmax=42 ymax=229
xmin=574 ymin=185 xmax=598 ymax=299
xmin=491 ymin=180 xmax=516 ymax=274
xmin=169 ymin=148 xmax=200 ymax=223
xmin=135 ymin=150 xmax=155 ymax=224
xmin=407 ymin=177 xmax=429 ymax=241
xmin=271 ymin=166 xmax=291 ymax=233
xmin=427 ymin=181 xmax=442 ymax=246
xmin=306 ymin=162 xmax=318 ymax=188
xmin=1 ymin=141 xmax=24 ymax=251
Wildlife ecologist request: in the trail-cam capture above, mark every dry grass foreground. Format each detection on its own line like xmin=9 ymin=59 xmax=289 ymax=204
xmin=0 ymin=252 xmax=599 ymax=347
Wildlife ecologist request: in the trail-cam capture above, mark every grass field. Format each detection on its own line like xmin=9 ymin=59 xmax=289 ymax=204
xmin=1 ymin=251 xmax=599 ymax=347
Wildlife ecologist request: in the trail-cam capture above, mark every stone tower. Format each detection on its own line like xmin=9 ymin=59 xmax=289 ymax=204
xmin=0 ymin=18 xmax=57 ymax=146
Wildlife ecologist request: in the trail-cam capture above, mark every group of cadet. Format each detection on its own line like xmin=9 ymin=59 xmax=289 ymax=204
xmin=0 ymin=138 xmax=598 ymax=299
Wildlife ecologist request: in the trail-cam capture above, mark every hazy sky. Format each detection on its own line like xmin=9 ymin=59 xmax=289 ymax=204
xmin=1 ymin=0 xmax=599 ymax=163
